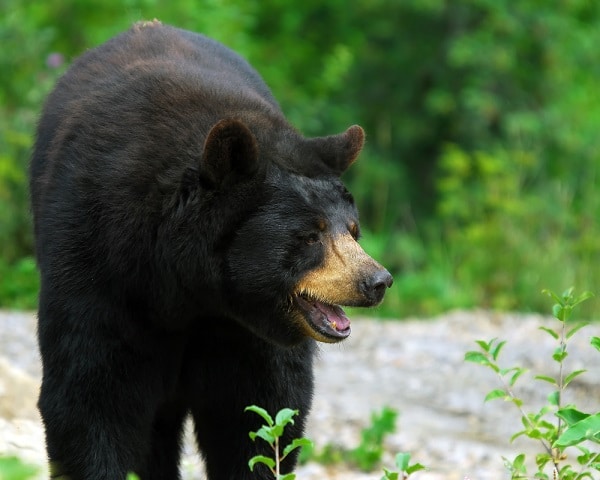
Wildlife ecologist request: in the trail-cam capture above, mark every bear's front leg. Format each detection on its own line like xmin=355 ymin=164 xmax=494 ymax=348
xmin=185 ymin=320 xmax=316 ymax=480
xmin=37 ymin=298 xmax=187 ymax=480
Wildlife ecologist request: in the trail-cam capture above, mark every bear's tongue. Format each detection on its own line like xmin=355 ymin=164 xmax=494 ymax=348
xmin=294 ymin=294 xmax=351 ymax=340
xmin=313 ymin=302 xmax=351 ymax=332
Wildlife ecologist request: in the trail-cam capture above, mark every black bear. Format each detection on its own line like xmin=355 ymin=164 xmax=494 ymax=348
xmin=30 ymin=20 xmax=393 ymax=480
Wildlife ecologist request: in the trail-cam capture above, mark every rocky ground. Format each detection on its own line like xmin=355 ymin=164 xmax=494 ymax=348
xmin=2 ymin=310 xmax=600 ymax=479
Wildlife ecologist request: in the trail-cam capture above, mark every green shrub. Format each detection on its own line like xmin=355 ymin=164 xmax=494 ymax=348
xmin=301 ymin=406 xmax=398 ymax=472
xmin=245 ymin=405 xmax=312 ymax=480
xmin=0 ymin=456 xmax=37 ymax=480
xmin=466 ymin=288 xmax=600 ymax=479
xmin=0 ymin=257 xmax=39 ymax=310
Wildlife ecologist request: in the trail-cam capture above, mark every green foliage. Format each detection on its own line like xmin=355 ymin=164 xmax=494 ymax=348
xmin=465 ymin=288 xmax=600 ymax=479
xmin=350 ymin=1 xmax=600 ymax=317
xmin=245 ymin=405 xmax=312 ymax=480
xmin=0 ymin=456 xmax=37 ymax=480
xmin=381 ymin=452 xmax=426 ymax=480
xmin=0 ymin=257 xmax=39 ymax=309
xmin=302 ymin=406 xmax=398 ymax=472
xmin=0 ymin=1 xmax=63 ymax=267
xmin=433 ymin=143 xmax=600 ymax=315
xmin=2 ymin=2 xmax=600 ymax=316
xmin=350 ymin=406 xmax=398 ymax=472
xmin=248 ymin=405 xmax=424 ymax=478
xmin=554 ymin=410 xmax=600 ymax=449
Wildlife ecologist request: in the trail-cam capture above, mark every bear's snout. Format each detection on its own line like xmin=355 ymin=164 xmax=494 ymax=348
xmin=294 ymin=233 xmax=392 ymax=308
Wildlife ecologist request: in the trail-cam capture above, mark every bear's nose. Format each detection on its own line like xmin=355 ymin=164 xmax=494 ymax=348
xmin=360 ymin=269 xmax=393 ymax=305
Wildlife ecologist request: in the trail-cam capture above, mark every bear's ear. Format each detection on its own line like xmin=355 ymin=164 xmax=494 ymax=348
xmin=310 ymin=125 xmax=365 ymax=175
xmin=199 ymin=119 xmax=259 ymax=188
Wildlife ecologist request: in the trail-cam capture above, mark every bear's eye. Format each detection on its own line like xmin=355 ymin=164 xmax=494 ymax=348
xmin=304 ymin=232 xmax=320 ymax=245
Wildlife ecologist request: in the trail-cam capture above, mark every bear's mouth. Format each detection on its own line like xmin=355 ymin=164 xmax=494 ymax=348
xmin=292 ymin=293 xmax=351 ymax=341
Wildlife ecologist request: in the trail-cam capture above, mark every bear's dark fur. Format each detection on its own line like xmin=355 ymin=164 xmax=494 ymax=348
xmin=30 ymin=20 xmax=392 ymax=480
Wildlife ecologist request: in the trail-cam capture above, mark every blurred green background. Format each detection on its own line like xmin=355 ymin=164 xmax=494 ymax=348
xmin=1 ymin=0 xmax=599 ymax=317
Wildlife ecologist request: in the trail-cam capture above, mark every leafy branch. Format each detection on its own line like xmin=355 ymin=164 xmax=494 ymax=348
xmin=246 ymin=405 xmax=312 ymax=480
xmin=466 ymin=288 xmax=597 ymax=479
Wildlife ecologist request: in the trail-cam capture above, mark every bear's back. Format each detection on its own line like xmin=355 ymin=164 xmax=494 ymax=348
xmin=29 ymin=22 xmax=288 ymax=295
xmin=42 ymin=21 xmax=279 ymax=124
xmin=30 ymin=21 xmax=286 ymax=223
xmin=32 ymin=22 xmax=280 ymax=172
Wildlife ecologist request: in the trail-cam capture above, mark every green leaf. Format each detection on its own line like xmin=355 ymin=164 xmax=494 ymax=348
xmin=534 ymin=451 xmax=552 ymax=470
xmin=553 ymin=304 xmax=566 ymax=321
xmin=556 ymin=407 xmax=589 ymax=426
xmin=484 ymin=389 xmax=507 ymax=402
xmin=275 ymin=408 xmax=298 ymax=428
xmin=554 ymin=413 xmax=600 ymax=447
xmin=282 ymin=438 xmax=313 ymax=457
xmin=509 ymin=368 xmax=527 ymax=386
xmin=248 ymin=455 xmax=276 ymax=471
xmin=538 ymin=404 xmax=556 ymax=416
xmin=278 ymin=473 xmax=296 ymax=480
xmin=539 ymin=326 xmax=559 ymax=339
xmin=573 ymin=290 xmax=594 ymax=307
xmin=512 ymin=453 xmax=526 ymax=470
xmin=566 ymin=322 xmax=589 ymax=339
xmin=542 ymin=289 xmax=563 ymax=305
xmin=272 ymin=424 xmax=284 ymax=438
xmin=536 ymin=418 xmax=556 ymax=431
xmin=490 ymin=340 xmax=507 ymax=361
xmin=547 ymin=391 xmax=559 ymax=407
xmin=591 ymin=336 xmax=600 ymax=352
xmin=381 ymin=469 xmax=398 ymax=480
xmin=394 ymin=452 xmax=410 ymax=471
xmin=510 ymin=429 xmax=527 ymax=443
xmin=528 ymin=428 xmax=543 ymax=440
xmin=535 ymin=375 xmax=558 ymax=386
xmin=245 ymin=405 xmax=274 ymax=426
xmin=552 ymin=348 xmax=568 ymax=362
xmin=572 ymin=473 xmax=594 ymax=480
xmin=249 ymin=426 xmax=276 ymax=444
xmin=575 ymin=444 xmax=592 ymax=459
xmin=475 ymin=339 xmax=492 ymax=352
xmin=562 ymin=287 xmax=575 ymax=300
xmin=563 ymin=369 xmax=586 ymax=387
xmin=406 ymin=463 xmax=427 ymax=474
xmin=464 ymin=351 xmax=490 ymax=365
xmin=510 ymin=396 xmax=524 ymax=408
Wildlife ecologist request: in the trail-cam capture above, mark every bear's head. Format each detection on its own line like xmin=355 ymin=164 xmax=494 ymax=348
xmin=196 ymin=119 xmax=393 ymax=346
